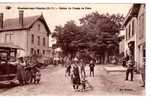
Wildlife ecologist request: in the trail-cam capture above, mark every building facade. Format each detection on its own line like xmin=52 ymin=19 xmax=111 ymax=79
xmin=136 ymin=4 xmax=145 ymax=68
xmin=123 ymin=4 xmax=145 ymax=69
xmin=0 ymin=11 xmax=51 ymax=57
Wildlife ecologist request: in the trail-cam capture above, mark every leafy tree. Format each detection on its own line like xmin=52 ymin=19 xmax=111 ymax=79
xmin=79 ymin=12 xmax=124 ymax=63
xmin=52 ymin=12 xmax=124 ymax=63
xmin=52 ymin=20 xmax=82 ymax=57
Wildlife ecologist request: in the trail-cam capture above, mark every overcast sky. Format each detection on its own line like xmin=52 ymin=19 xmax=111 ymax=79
xmin=0 ymin=3 xmax=132 ymax=46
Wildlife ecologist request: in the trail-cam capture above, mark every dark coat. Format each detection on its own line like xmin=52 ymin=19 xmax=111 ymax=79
xmin=71 ymin=64 xmax=80 ymax=85
xmin=17 ymin=63 xmax=26 ymax=81
xmin=89 ymin=63 xmax=95 ymax=71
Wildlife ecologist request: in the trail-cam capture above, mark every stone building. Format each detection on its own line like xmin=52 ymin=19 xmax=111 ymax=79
xmin=0 ymin=11 xmax=51 ymax=57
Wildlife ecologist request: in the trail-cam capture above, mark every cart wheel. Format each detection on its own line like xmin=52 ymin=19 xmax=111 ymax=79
xmin=25 ymin=71 xmax=32 ymax=84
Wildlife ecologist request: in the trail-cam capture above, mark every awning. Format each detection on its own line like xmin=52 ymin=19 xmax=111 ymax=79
xmin=0 ymin=43 xmax=24 ymax=50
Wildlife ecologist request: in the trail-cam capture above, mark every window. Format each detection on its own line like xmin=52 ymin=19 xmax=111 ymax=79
xmin=38 ymin=24 xmax=40 ymax=31
xmin=38 ymin=36 xmax=40 ymax=45
xmin=37 ymin=49 xmax=40 ymax=54
xmin=5 ymin=33 xmax=14 ymax=43
xmin=43 ymin=50 xmax=45 ymax=55
xmin=132 ymin=20 xmax=135 ymax=36
xmin=43 ymin=37 xmax=46 ymax=46
xmin=34 ymin=49 xmax=36 ymax=55
xmin=139 ymin=14 xmax=145 ymax=40
xmin=128 ymin=24 xmax=131 ymax=39
xmin=126 ymin=26 xmax=129 ymax=40
xmin=143 ymin=48 xmax=145 ymax=57
xmin=31 ymin=34 xmax=34 ymax=44
xmin=126 ymin=28 xmax=128 ymax=40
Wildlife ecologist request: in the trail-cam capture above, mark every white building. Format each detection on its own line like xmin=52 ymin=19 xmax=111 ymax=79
xmin=0 ymin=11 xmax=51 ymax=57
xmin=123 ymin=4 xmax=145 ymax=69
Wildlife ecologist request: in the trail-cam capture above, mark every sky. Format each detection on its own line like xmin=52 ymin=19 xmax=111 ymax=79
xmin=0 ymin=3 xmax=132 ymax=46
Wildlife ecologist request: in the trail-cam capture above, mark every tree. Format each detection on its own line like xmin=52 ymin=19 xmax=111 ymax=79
xmin=79 ymin=12 xmax=124 ymax=63
xmin=53 ymin=12 xmax=124 ymax=63
xmin=52 ymin=20 xmax=82 ymax=57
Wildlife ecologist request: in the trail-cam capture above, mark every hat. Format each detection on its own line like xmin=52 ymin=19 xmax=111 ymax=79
xmin=90 ymin=60 xmax=93 ymax=63
xmin=73 ymin=57 xmax=78 ymax=62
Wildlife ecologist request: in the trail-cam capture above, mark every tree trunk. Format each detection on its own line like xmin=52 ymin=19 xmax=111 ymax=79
xmin=103 ymin=54 xmax=105 ymax=64
xmin=100 ymin=56 xmax=102 ymax=64
xmin=104 ymin=51 xmax=108 ymax=64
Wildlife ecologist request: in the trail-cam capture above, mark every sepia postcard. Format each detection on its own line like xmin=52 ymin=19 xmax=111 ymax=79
xmin=0 ymin=3 xmax=145 ymax=96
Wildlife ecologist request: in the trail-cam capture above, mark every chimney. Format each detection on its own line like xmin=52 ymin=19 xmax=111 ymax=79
xmin=0 ymin=13 xmax=3 ymax=29
xmin=19 ymin=10 xmax=24 ymax=28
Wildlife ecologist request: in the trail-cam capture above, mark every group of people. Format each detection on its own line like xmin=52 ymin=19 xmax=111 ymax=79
xmin=64 ymin=56 xmax=95 ymax=91
xmin=122 ymin=52 xmax=145 ymax=87
xmin=11 ymin=57 xmax=41 ymax=86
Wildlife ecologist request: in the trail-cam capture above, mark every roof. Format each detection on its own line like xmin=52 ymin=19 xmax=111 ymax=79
xmin=123 ymin=4 xmax=141 ymax=26
xmin=0 ymin=14 xmax=51 ymax=35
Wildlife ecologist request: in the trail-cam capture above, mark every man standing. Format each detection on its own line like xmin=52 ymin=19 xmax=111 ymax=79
xmin=140 ymin=57 xmax=145 ymax=87
xmin=79 ymin=59 xmax=86 ymax=78
xmin=89 ymin=60 xmax=95 ymax=77
xmin=125 ymin=54 xmax=135 ymax=81
xmin=65 ymin=56 xmax=71 ymax=77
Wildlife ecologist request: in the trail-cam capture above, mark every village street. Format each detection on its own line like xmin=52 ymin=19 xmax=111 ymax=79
xmin=0 ymin=64 xmax=145 ymax=96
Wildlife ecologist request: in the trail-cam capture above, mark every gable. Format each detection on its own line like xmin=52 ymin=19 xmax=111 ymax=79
xmin=29 ymin=16 xmax=51 ymax=36
xmin=30 ymin=20 xmax=48 ymax=35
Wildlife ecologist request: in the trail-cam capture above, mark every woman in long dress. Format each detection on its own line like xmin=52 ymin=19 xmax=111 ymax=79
xmin=79 ymin=59 xmax=86 ymax=78
xmin=16 ymin=57 xmax=26 ymax=86
xmin=70 ymin=58 xmax=81 ymax=91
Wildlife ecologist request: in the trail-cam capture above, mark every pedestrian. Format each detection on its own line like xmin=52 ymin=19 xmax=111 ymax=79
xmin=140 ymin=58 xmax=145 ymax=87
xmin=32 ymin=64 xmax=41 ymax=84
xmin=16 ymin=57 xmax=26 ymax=86
xmin=125 ymin=54 xmax=135 ymax=81
xmin=70 ymin=58 xmax=81 ymax=91
xmin=30 ymin=64 xmax=40 ymax=84
xmin=89 ymin=60 xmax=95 ymax=77
xmin=65 ymin=56 xmax=71 ymax=77
xmin=112 ymin=56 xmax=116 ymax=64
xmin=80 ymin=75 xmax=87 ymax=92
xmin=79 ymin=59 xmax=86 ymax=78
xmin=122 ymin=56 xmax=127 ymax=67
xmin=34 ymin=70 xmax=41 ymax=84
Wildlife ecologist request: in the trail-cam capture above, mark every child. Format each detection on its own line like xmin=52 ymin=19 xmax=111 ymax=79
xmin=31 ymin=64 xmax=41 ymax=84
xmin=80 ymin=76 xmax=87 ymax=92
xmin=89 ymin=60 xmax=95 ymax=77
xmin=34 ymin=70 xmax=41 ymax=84
xmin=80 ymin=76 xmax=93 ymax=92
